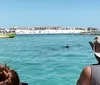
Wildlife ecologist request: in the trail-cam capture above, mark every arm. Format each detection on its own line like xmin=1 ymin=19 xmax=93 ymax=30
xmin=76 ymin=66 xmax=91 ymax=85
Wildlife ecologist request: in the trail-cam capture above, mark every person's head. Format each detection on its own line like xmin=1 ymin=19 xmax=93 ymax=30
xmin=0 ymin=64 xmax=20 ymax=85
xmin=89 ymin=36 xmax=100 ymax=63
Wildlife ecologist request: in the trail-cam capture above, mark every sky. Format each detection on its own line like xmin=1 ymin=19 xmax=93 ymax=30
xmin=0 ymin=0 xmax=100 ymax=28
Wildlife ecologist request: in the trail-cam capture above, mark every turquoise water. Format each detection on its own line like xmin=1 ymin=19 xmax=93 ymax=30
xmin=0 ymin=34 xmax=97 ymax=85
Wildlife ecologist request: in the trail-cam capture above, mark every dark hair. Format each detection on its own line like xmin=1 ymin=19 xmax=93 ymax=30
xmin=94 ymin=54 xmax=100 ymax=63
xmin=0 ymin=64 xmax=20 ymax=85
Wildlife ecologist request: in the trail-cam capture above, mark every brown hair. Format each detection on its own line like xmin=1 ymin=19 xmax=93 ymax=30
xmin=0 ymin=64 xmax=20 ymax=85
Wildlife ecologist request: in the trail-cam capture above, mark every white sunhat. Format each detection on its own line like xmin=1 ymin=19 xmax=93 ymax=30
xmin=89 ymin=36 xmax=100 ymax=58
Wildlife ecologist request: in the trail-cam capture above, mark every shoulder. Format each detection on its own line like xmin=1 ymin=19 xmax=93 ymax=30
xmin=81 ymin=66 xmax=91 ymax=80
xmin=83 ymin=66 xmax=91 ymax=76
xmin=76 ymin=66 xmax=91 ymax=85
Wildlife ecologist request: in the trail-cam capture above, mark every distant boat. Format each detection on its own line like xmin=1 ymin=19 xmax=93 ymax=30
xmin=0 ymin=30 xmax=16 ymax=38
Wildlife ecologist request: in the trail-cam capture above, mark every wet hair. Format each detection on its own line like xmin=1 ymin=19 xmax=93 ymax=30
xmin=0 ymin=64 xmax=20 ymax=85
xmin=66 ymin=45 xmax=69 ymax=48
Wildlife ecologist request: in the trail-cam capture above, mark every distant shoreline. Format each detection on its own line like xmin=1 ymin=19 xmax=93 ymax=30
xmin=1 ymin=27 xmax=100 ymax=35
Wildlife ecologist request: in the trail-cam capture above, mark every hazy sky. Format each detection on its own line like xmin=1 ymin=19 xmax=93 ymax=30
xmin=0 ymin=0 xmax=100 ymax=28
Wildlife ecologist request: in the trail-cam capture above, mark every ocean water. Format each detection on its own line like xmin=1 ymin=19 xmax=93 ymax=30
xmin=0 ymin=34 xmax=98 ymax=85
